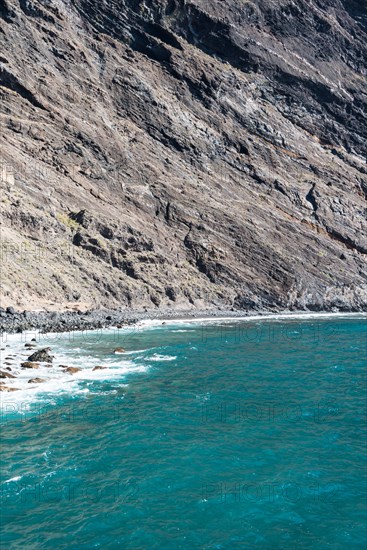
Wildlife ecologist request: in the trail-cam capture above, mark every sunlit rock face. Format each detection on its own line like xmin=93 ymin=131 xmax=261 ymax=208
xmin=0 ymin=0 xmax=366 ymax=312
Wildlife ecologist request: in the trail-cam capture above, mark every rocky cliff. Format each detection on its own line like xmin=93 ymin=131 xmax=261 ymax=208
xmin=0 ymin=0 xmax=366 ymax=312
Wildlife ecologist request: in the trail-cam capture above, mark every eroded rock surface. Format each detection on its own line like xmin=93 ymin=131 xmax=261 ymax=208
xmin=0 ymin=370 xmax=16 ymax=378
xmin=0 ymin=0 xmax=366 ymax=312
xmin=27 ymin=348 xmax=53 ymax=362
xmin=21 ymin=361 xmax=40 ymax=369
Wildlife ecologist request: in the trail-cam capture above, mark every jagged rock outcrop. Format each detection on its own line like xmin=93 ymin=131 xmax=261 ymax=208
xmin=0 ymin=0 xmax=366 ymax=312
xmin=27 ymin=348 xmax=53 ymax=362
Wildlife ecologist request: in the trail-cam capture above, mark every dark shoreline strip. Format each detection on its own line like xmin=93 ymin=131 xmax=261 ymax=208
xmin=0 ymin=305 xmax=365 ymax=335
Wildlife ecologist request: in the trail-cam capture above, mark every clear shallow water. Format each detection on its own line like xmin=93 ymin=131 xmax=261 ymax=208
xmin=1 ymin=316 xmax=366 ymax=549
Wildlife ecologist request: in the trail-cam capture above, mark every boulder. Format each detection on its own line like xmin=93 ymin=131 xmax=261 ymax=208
xmin=114 ymin=347 xmax=125 ymax=354
xmin=93 ymin=366 xmax=107 ymax=370
xmin=27 ymin=348 xmax=53 ymax=362
xmin=0 ymin=370 xmax=16 ymax=378
xmin=6 ymin=306 xmax=16 ymax=314
xmin=63 ymin=367 xmax=81 ymax=374
xmin=28 ymin=378 xmax=46 ymax=383
xmin=21 ymin=362 xmax=40 ymax=369
xmin=0 ymin=386 xmax=19 ymax=392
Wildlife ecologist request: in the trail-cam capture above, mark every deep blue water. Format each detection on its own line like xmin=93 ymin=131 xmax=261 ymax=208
xmin=1 ymin=315 xmax=366 ymax=549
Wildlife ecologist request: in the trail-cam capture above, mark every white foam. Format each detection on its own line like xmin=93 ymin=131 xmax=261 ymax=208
xmin=1 ymin=311 xmax=364 ymax=414
xmin=3 ymin=476 xmax=22 ymax=484
xmin=123 ymin=349 xmax=152 ymax=355
xmin=138 ymin=311 xmax=366 ymax=328
xmin=0 ymin=333 xmax=148 ymax=412
xmin=148 ymin=354 xmax=177 ymax=362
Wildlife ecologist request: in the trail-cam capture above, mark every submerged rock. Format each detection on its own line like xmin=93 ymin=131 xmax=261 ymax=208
xmin=93 ymin=366 xmax=107 ymax=370
xmin=114 ymin=348 xmax=125 ymax=354
xmin=0 ymin=386 xmax=19 ymax=392
xmin=64 ymin=367 xmax=81 ymax=374
xmin=28 ymin=378 xmax=46 ymax=383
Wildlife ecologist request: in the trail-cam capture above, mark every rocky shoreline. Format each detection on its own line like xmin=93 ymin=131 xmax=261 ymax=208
xmin=0 ymin=305 xmax=265 ymax=334
xmin=1 ymin=304 xmax=365 ymax=335
xmin=0 ymin=306 xmax=140 ymax=334
xmin=1 ymin=307 xmax=365 ymax=394
xmin=0 ymin=340 xmax=130 ymax=393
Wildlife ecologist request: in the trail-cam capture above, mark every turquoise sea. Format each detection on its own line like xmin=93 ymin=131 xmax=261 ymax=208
xmin=1 ymin=315 xmax=366 ymax=549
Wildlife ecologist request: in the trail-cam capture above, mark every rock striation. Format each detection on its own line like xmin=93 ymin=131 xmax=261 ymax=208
xmin=0 ymin=0 xmax=366 ymax=313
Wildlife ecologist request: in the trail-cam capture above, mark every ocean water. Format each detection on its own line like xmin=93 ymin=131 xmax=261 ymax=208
xmin=1 ymin=314 xmax=366 ymax=549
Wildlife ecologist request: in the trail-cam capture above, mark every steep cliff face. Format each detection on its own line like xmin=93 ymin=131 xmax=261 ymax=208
xmin=0 ymin=0 xmax=366 ymax=312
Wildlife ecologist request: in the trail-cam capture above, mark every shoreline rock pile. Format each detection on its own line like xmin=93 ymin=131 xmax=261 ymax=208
xmin=0 ymin=342 xmax=126 ymax=391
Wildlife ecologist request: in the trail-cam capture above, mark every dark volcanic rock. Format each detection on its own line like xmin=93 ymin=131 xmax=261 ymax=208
xmin=0 ymin=0 xmax=366 ymax=314
xmin=27 ymin=349 xmax=53 ymax=363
